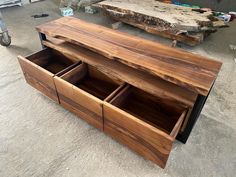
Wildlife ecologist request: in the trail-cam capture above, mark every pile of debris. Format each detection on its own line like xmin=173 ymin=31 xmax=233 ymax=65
xmin=60 ymin=0 xmax=102 ymax=10
xmin=95 ymin=0 xmax=232 ymax=46
xmin=59 ymin=0 xmax=102 ymax=15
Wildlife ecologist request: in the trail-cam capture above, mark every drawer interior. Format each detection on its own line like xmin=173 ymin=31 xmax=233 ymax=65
xmin=26 ymin=48 xmax=75 ymax=74
xmin=61 ymin=63 xmax=122 ymax=100
xmin=109 ymin=85 xmax=186 ymax=134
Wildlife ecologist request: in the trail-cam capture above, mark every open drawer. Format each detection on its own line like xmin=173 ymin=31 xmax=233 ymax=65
xmin=103 ymin=85 xmax=187 ymax=168
xmin=18 ymin=48 xmax=79 ymax=102
xmin=54 ymin=63 xmax=124 ymax=130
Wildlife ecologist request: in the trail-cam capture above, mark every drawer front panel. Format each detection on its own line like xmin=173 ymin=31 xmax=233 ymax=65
xmin=103 ymin=102 xmax=174 ymax=168
xmin=54 ymin=77 xmax=103 ymax=130
xmin=18 ymin=56 xmax=59 ymax=102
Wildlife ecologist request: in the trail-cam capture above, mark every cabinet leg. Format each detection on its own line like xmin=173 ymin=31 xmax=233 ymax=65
xmin=38 ymin=32 xmax=46 ymax=49
xmin=177 ymin=88 xmax=211 ymax=144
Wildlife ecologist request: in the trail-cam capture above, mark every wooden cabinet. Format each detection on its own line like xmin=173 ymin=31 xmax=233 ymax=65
xmin=18 ymin=17 xmax=222 ymax=168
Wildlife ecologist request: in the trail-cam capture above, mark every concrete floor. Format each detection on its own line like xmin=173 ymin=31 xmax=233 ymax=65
xmin=0 ymin=1 xmax=236 ymax=177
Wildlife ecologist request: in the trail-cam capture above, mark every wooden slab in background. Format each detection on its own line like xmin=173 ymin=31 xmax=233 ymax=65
xmin=96 ymin=0 xmax=214 ymax=32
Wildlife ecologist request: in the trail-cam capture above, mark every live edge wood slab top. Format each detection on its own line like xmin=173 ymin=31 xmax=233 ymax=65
xmin=36 ymin=17 xmax=222 ymax=96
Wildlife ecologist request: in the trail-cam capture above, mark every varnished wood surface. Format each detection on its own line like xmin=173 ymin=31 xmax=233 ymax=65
xmin=75 ymin=76 xmax=119 ymax=100
xmin=54 ymin=63 xmax=122 ymax=130
xmin=43 ymin=40 xmax=197 ymax=107
xmin=103 ymin=85 xmax=186 ymax=168
xmin=104 ymin=118 xmax=171 ymax=168
xmin=18 ymin=52 xmax=60 ymax=103
xmin=59 ymin=92 xmax=104 ymax=130
xmin=36 ymin=17 xmax=222 ymax=96
xmin=18 ymin=49 xmax=79 ymax=103
xmin=104 ymin=101 xmax=183 ymax=168
xmin=54 ymin=75 xmax=104 ymax=130
xmin=114 ymin=86 xmax=184 ymax=134
xmin=73 ymin=64 xmax=121 ymax=100
xmin=18 ymin=41 xmax=189 ymax=168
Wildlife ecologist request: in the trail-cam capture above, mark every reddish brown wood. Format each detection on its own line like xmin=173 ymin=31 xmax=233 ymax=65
xmin=103 ymin=85 xmax=186 ymax=168
xmin=18 ymin=49 xmax=77 ymax=102
xmin=18 ymin=55 xmax=59 ymax=102
xmin=42 ymin=40 xmax=197 ymax=108
xmin=36 ymin=17 xmax=222 ymax=96
xmin=17 ymin=18 xmax=222 ymax=169
xmin=54 ymin=63 xmax=123 ymax=130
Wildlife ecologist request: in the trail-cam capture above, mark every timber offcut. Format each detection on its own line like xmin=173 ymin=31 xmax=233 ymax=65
xmin=96 ymin=0 xmax=224 ymax=46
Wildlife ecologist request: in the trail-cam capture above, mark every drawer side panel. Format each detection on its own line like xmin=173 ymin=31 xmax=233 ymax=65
xmin=18 ymin=56 xmax=59 ymax=102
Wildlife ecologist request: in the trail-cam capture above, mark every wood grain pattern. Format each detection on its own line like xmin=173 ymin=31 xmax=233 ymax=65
xmin=18 ymin=53 xmax=59 ymax=102
xmin=97 ymin=0 xmax=214 ymax=32
xmin=110 ymin=85 xmax=185 ymax=134
xmin=17 ymin=18 xmax=220 ymax=169
xmin=59 ymin=92 xmax=104 ymax=130
xmin=95 ymin=0 xmax=221 ymax=46
xmin=43 ymin=40 xmax=197 ymax=107
xmin=36 ymin=17 xmax=222 ymax=95
xmin=107 ymin=15 xmax=204 ymax=46
xmin=54 ymin=63 xmax=122 ymax=130
xmin=104 ymin=85 xmax=186 ymax=168
xmin=18 ymin=48 xmax=79 ymax=103
xmin=104 ymin=102 xmax=184 ymax=168
xmin=55 ymin=75 xmax=104 ymax=130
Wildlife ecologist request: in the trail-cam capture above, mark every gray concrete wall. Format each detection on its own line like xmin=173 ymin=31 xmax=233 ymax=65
xmin=176 ymin=0 xmax=236 ymax=12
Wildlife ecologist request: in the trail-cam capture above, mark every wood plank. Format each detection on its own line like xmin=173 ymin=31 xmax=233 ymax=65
xmin=96 ymin=0 xmax=215 ymax=32
xmin=102 ymin=9 xmax=204 ymax=46
xmin=53 ymin=18 xmax=217 ymax=71
xmin=43 ymin=40 xmax=197 ymax=107
xmin=36 ymin=17 xmax=222 ymax=95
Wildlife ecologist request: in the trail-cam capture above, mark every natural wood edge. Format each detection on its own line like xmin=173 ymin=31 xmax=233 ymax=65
xmin=105 ymin=11 xmax=202 ymax=46
xmin=36 ymin=17 xmax=222 ymax=96
xmin=42 ymin=40 xmax=197 ymax=107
